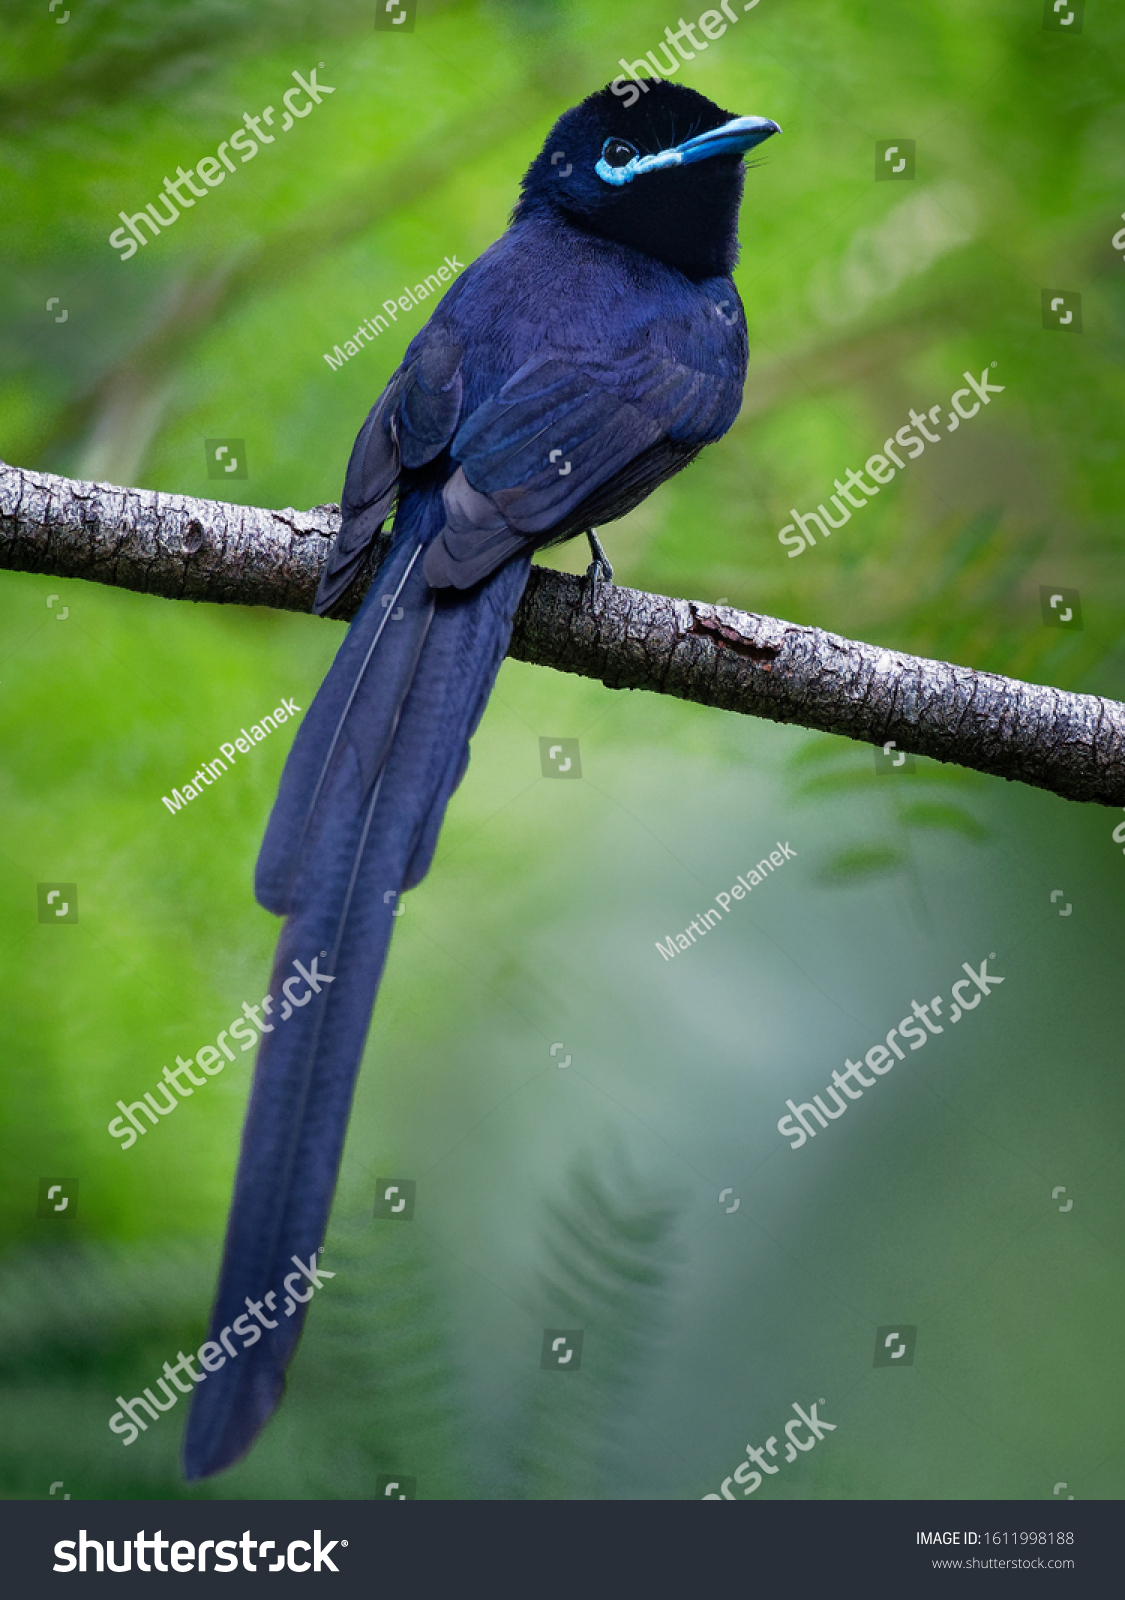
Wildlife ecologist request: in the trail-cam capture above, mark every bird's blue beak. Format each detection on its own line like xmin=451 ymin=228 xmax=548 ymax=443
xmin=596 ymin=116 xmax=781 ymax=185
xmin=675 ymin=115 xmax=782 ymax=164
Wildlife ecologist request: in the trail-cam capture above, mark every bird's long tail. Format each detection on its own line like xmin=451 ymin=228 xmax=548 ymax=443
xmin=182 ymin=486 xmax=530 ymax=1481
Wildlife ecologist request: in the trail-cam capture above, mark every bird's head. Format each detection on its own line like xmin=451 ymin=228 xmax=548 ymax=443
xmin=513 ymin=80 xmax=780 ymax=280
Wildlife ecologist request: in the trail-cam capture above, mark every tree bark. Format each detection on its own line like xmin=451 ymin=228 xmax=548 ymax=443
xmin=2 ymin=459 xmax=1122 ymax=807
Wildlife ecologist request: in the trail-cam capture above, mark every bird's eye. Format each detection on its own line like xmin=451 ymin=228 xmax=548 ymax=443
xmin=600 ymin=138 xmax=637 ymax=169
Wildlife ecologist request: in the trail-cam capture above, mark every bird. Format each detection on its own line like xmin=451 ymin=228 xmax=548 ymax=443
xmin=182 ymin=78 xmax=780 ymax=1482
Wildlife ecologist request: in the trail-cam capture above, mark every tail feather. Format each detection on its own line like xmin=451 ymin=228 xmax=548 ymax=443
xmin=182 ymin=495 xmax=531 ymax=1481
xmin=255 ymin=527 xmax=434 ymax=917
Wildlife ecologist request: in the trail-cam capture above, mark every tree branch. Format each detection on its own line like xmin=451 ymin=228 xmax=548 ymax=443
xmin=2 ymin=459 xmax=1122 ymax=807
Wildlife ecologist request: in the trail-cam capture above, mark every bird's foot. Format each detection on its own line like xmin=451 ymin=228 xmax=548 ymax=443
xmin=584 ymin=528 xmax=614 ymax=607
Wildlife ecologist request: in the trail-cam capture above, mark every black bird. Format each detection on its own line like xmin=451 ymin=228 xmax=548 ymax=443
xmin=183 ymin=79 xmax=779 ymax=1481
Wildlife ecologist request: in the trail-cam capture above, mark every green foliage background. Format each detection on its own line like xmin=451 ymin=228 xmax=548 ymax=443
xmin=1 ymin=0 xmax=1123 ymax=1499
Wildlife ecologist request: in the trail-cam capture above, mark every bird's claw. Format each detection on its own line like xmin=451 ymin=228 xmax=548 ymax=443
xmin=584 ymin=529 xmax=614 ymax=606
xmin=585 ymin=556 xmax=614 ymax=605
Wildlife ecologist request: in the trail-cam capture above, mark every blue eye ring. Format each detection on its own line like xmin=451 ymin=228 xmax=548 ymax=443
xmin=596 ymin=140 xmax=687 ymax=186
xmin=596 ymin=137 xmax=639 ymax=186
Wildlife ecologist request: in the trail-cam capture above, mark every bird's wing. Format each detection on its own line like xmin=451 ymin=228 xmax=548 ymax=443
xmin=314 ymin=337 xmax=464 ymax=616
xmin=424 ymin=336 xmax=742 ymax=588
xmin=317 ymin=298 xmax=744 ymax=599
